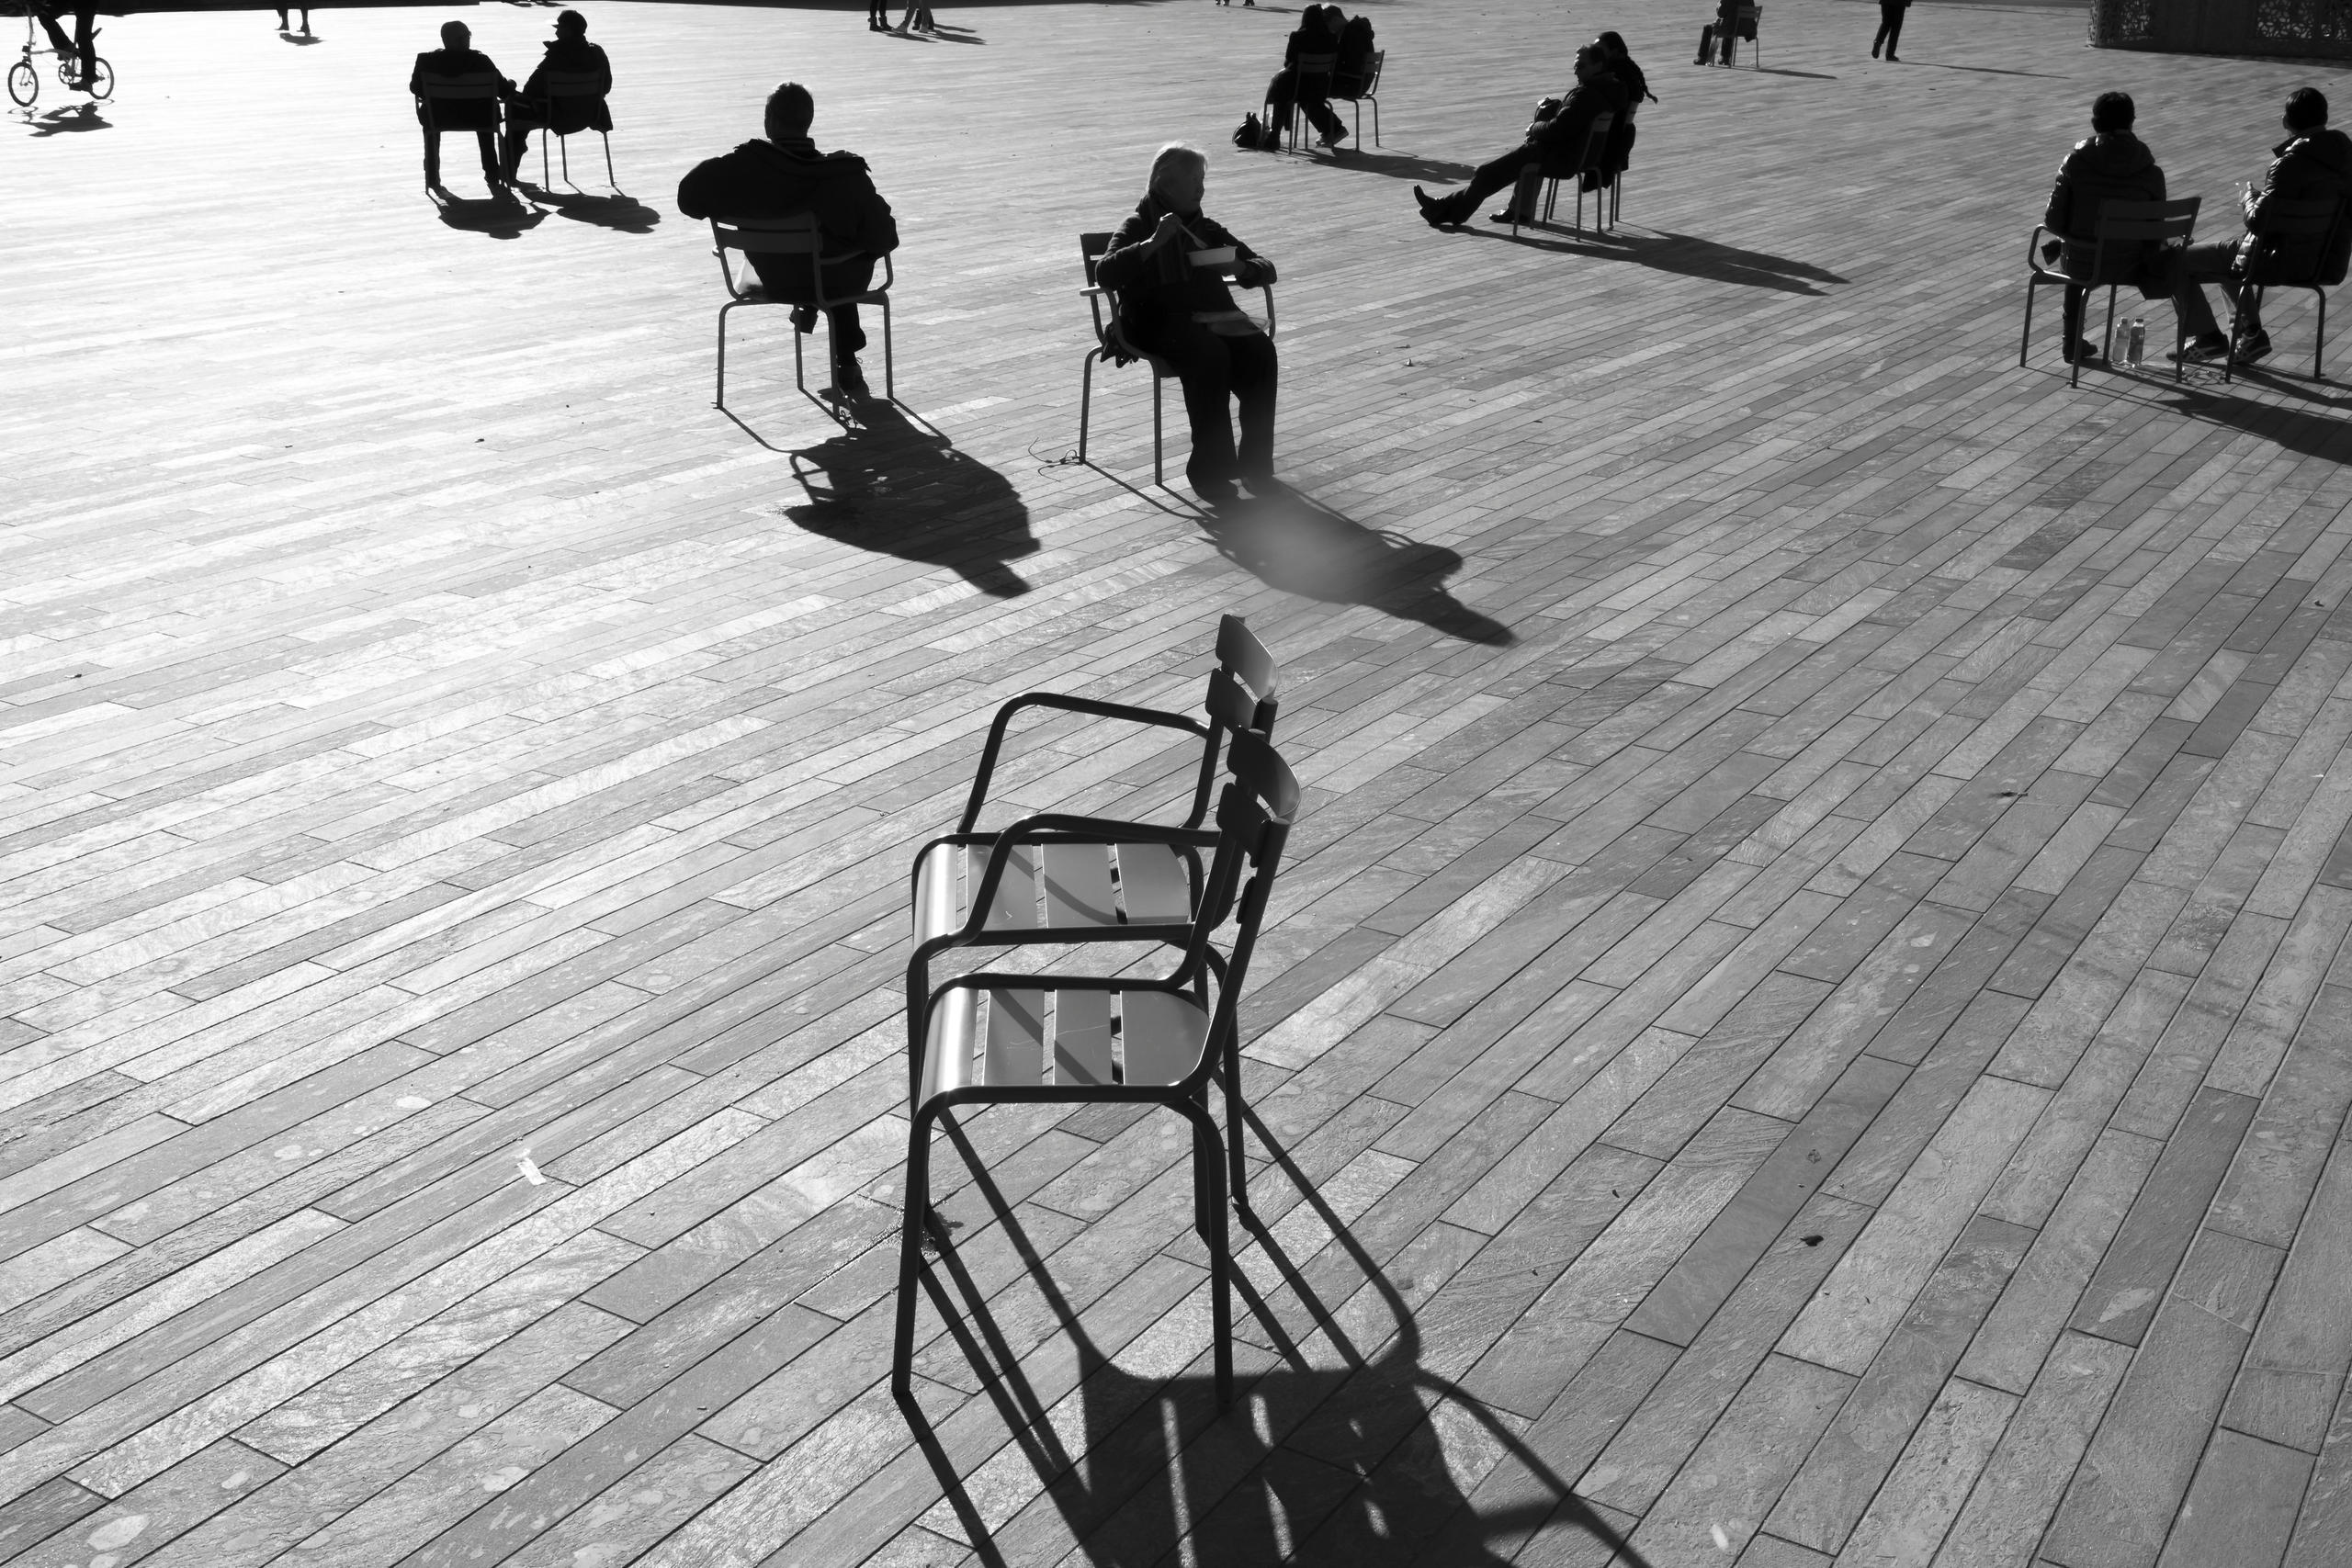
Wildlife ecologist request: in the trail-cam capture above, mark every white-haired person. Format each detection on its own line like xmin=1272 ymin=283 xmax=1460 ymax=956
xmin=1093 ymin=144 xmax=1280 ymax=507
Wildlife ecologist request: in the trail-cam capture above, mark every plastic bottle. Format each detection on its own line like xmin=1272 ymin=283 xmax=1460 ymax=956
xmin=2125 ymin=319 xmax=2145 ymax=368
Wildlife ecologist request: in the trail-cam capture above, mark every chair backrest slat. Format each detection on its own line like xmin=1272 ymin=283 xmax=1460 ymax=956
xmin=537 ymin=71 xmax=606 ymax=94
xmin=418 ymin=73 xmax=502 ymax=100
xmin=2091 ymin=197 xmax=2199 ymax=243
xmin=2256 ymin=197 xmax=2342 ymax=238
xmin=713 ymin=215 xmax=822 ymax=254
xmin=1295 ymin=50 xmax=1339 ymax=74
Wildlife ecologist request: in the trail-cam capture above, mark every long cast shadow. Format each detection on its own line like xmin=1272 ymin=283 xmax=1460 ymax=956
xmin=1299 ymin=146 xmax=1476 ymax=183
xmin=428 ymin=187 xmax=546 ymax=238
xmin=515 ymin=180 xmax=661 ymax=232
xmin=785 ymin=400 xmax=1037 ymax=597
xmin=1470 ymin=222 xmax=1842 ymax=293
xmin=1202 ymin=487 xmax=1513 ymax=644
xmin=1899 ymin=59 xmax=2069 ymax=79
xmin=898 ymin=1112 xmax=1648 ymax=1566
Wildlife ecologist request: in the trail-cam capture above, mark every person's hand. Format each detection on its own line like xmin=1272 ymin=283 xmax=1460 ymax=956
xmin=1243 ymin=257 xmax=1276 ymax=287
xmin=1149 ymin=211 xmax=1188 ymax=251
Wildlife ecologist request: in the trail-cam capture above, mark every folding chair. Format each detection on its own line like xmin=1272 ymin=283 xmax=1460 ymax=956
xmin=1329 ymin=47 xmax=1384 ymax=146
xmin=1078 ymin=231 xmax=1275 ymax=484
xmin=1512 ymin=110 xmax=1614 ymax=239
xmin=2021 ymin=197 xmax=2199 ymax=388
xmin=2224 ymin=197 xmax=2346 ymax=382
xmin=528 ymin=68 xmax=615 ymax=187
xmin=907 ymin=614 xmax=1279 ymax=1042
xmin=892 ymin=731 xmax=1301 ymax=1410
xmin=709 ymin=215 xmax=894 ymax=409
xmin=415 ymin=72 xmax=503 ymax=188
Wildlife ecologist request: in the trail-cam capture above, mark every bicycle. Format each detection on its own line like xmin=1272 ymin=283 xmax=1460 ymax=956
xmin=8 ymin=8 xmax=112 ymax=108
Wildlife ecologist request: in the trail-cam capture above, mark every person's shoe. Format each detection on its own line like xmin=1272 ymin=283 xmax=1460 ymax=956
xmin=789 ymin=305 xmax=819 ymax=334
xmin=1487 ymin=208 xmax=1534 ymax=225
xmin=833 ymin=355 xmax=871 ymax=401
xmin=1884 ymin=52 xmax=1900 ymax=61
xmin=1871 ymin=42 xmax=1881 ymax=57
xmin=2062 ymin=337 xmax=2102 ymax=366
xmin=2168 ymin=336 xmax=2230 ymax=365
xmin=2231 ymin=332 xmax=2274 ymax=366
xmin=1193 ymin=478 xmax=1242 ymax=508
xmin=1319 ymin=125 xmax=1348 ymax=147
xmin=1413 ymin=186 xmax=1452 ymax=228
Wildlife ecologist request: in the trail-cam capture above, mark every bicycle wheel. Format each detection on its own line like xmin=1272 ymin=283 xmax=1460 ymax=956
xmin=6 ymin=57 xmax=32 ymax=107
xmin=85 ymin=54 xmax=109 ymax=97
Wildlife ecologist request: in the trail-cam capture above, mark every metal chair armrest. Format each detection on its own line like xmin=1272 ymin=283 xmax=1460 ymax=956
xmin=958 ymin=694 xmax=1212 ymax=832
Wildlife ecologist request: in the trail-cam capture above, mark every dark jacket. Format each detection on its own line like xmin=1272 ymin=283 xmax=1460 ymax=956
xmin=1335 ymin=16 xmax=1375 ymax=90
xmin=2245 ymin=128 xmax=2352 ymax=285
xmin=411 ymin=47 xmax=510 ymax=130
xmin=1284 ymin=22 xmax=1342 ymax=73
xmin=1532 ymin=68 xmax=1629 ymax=167
xmin=677 ymin=140 xmax=899 ymax=300
xmin=1096 ymin=197 xmax=1266 ymax=347
xmin=516 ymin=38 xmax=613 ymax=134
xmin=2043 ymin=130 xmax=2165 ymax=282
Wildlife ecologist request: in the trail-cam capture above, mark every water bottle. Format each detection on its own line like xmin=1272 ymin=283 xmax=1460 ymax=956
xmin=2125 ymin=319 xmax=2145 ymax=368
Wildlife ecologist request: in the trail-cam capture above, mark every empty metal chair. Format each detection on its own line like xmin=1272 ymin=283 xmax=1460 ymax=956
xmin=892 ymin=731 xmax=1301 ymax=1410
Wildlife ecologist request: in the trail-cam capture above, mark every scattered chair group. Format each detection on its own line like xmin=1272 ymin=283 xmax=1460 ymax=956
xmin=891 ymin=617 xmax=1292 ymax=1411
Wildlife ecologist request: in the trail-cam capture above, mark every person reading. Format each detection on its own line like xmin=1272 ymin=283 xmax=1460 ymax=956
xmin=1094 ymin=143 xmax=1280 ymax=506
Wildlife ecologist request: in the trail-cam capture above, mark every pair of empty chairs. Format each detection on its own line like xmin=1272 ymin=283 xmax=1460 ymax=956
xmin=708 ymin=217 xmax=896 ymax=410
xmin=1076 ymin=233 xmax=1275 ymax=485
xmin=894 ymin=616 xmax=1289 ymax=1408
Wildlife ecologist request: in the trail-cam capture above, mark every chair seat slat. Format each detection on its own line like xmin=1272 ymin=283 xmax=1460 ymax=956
xmin=1053 ymin=989 xmax=1114 ymax=1087
xmin=985 ymin=987 xmax=1047 ymax=1089
xmin=912 ymin=841 xmax=960 ymax=942
xmin=1041 ymin=842 xmax=1121 ymax=929
xmin=1119 ymin=990 xmax=1210 ymax=1087
xmin=1117 ymin=843 xmax=1190 ymax=922
xmin=984 ymin=844 xmax=1042 ymax=931
xmin=921 ymin=986 xmax=982 ymax=1100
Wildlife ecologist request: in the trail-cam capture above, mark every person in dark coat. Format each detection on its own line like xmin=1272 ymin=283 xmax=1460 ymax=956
xmin=1095 ymin=143 xmax=1280 ymax=506
xmin=1334 ymin=10 xmax=1376 ymax=95
xmin=2041 ymin=92 xmax=2166 ymax=366
xmin=1266 ymin=5 xmax=1351 ymax=149
xmin=500 ymin=10 xmax=613 ymax=183
xmin=1590 ymin=30 xmax=1655 ymax=191
xmin=1871 ymin=0 xmax=1909 ymax=60
xmin=676 ymin=82 xmax=900 ymax=400
xmin=1413 ymin=42 xmax=1626 ymax=227
xmin=411 ymin=20 xmax=513 ymax=189
xmin=2174 ymin=86 xmax=2352 ymax=366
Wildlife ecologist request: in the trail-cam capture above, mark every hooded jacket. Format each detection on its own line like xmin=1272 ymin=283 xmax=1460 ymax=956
xmin=677 ymin=140 xmax=899 ymax=299
xmin=2043 ymin=130 xmax=2165 ymax=282
xmin=2245 ymin=128 xmax=2352 ymax=285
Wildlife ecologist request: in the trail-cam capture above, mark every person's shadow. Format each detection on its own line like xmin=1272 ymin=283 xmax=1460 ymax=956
xmin=899 ymin=1114 xmax=1648 ymax=1565
xmin=27 ymin=103 xmax=109 ymax=135
xmin=1200 ymin=488 xmax=1512 ymax=644
xmin=784 ymin=402 xmax=1037 ymax=598
xmin=428 ymin=186 xmax=546 ymax=238
xmin=1307 ymin=147 xmax=1476 ymax=184
xmin=278 ymin=29 xmax=323 ymax=46
xmin=514 ymin=180 xmax=659 ymax=233
xmin=1476 ymin=223 xmax=1843 ymax=294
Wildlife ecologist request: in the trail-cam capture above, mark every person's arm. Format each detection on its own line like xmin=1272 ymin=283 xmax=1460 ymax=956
xmin=1095 ymin=211 xmax=1177 ymax=291
xmin=676 ymin=155 xmax=728 ymax=220
xmin=2043 ymin=168 xmax=2072 ymax=235
xmin=856 ymin=178 xmax=899 ymax=257
xmin=594 ymin=44 xmax=612 ymax=96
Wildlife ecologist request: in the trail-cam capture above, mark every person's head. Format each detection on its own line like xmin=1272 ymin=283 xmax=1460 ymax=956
xmin=1300 ymin=5 xmax=1325 ymax=31
xmin=555 ymin=8 xmax=587 ymax=35
xmin=1148 ymin=141 xmax=1207 ymax=215
xmin=440 ymin=19 xmax=469 ymax=49
xmin=764 ymin=82 xmax=815 ymax=143
xmin=1573 ymin=41 xmax=1604 ymax=79
xmin=1323 ymin=6 xmax=1345 ymax=34
xmin=2287 ymin=86 xmax=2329 ymax=134
xmin=2091 ymin=91 xmax=2134 ymax=134
xmin=1597 ymin=29 xmax=1628 ymax=58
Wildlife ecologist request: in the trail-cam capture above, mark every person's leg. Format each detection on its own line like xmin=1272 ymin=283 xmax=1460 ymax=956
xmin=827 ymin=306 xmax=871 ymax=393
xmin=1427 ymin=142 xmax=1540 ymax=223
xmin=1267 ymin=68 xmax=1296 ymax=142
xmin=1871 ymin=16 xmax=1888 ymax=54
xmin=2217 ymin=274 xmax=2262 ymax=338
xmin=36 ymin=7 xmax=73 ymax=57
xmin=423 ymin=125 xmax=443 ymax=186
xmin=1881 ymin=4 xmax=1904 ymax=58
xmin=277 ymin=7 xmax=288 ymax=28
xmin=1229 ymin=334 xmax=1278 ymax=481
xmin=2171 ymin=240 xmax=2235 ymax=350
xmin=1306 ymin=94 xmax=1345 ymax=142
xmin=475 ymin=125 xmax=501 ymax=185
xmin=2061 ymin=285 xmax=2093 ymax=359
xmin=1146 ymin=327 xmax=1242 ymax=498
xmin=502 ymin=125 xmax=529 ymax=181
xmin=72 ymin=9 xmax=94 ymax=85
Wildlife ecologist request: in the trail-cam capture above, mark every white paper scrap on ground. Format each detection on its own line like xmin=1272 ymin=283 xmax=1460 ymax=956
xmin=514 ymin=1150 xmax=546 ymax=1185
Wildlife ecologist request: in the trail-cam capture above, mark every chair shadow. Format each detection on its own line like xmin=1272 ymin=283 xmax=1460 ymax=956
xmin=428 ymin=187 xmax=546 ymax=238
xmin=1749 ymin=65 xmax=1838 ymax=80
xmin=1309 ymin=147 xmax=1476 ymax=183
xmin=1200 ymin=488 xmax=1514 ymax=644
xmin=1901 ymin=59 xmax=2068 ymax=79
xmin=2154 ymin=383 xmax=2352 ymax=461
xmin=26 ymin=103 xmax=110 ymax=135
xmin=278 ymin=29 xmax=323 ymax=45
xmin=783 ymin=400 xmax=1037 ymax=597
xmin=898 ymin=1114 xmax=1650 ymax=1567
xmin=516 ymin=181 xmax=659 ymax=232
xmin=1469 ymin=222 xmax=1842 ymax=294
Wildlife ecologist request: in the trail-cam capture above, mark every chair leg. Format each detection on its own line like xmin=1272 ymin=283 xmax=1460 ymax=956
xmin=2019 ymin=279 xmax=2036 ymax=370
xmin=1151 ymin=374 xmax=1164 ymax=486
xmin=1371 ymin=96 xmax=1379 ymax=146
xmin=1183 ymin=1100 xmax=1235 ymax=1410
xmin=715 ymin=302 xmax=731 ymax=409
xmin=2101 ymin=284 xmax=2119 ymax=365
xmin=2318 ymin=288 xmax=2327 ymax=379
xmin=890 ymin=1108 xmax=936 ymax=1400
xmin=880 ymin=296 xmax=895 ymax=401
xmin=539 ymin=131 xmax=549 ymax=187
xmin=1080 ymin=352 xmax=1096 ymax=463
xmin=602 ymin=130 xmax=615 ymax=188
xmin=1224 ymin=1033 xmax=1250 ymax=1220
xmin=560 ymin=132 xmax=571 ymax=186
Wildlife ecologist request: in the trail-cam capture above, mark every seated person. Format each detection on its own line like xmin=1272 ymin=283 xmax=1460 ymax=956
xmin=2041 ymin=90 xmax=2166 ymax=366
xmin=1697 ymin=0 xmax=1746 ymax=66
xmin=500 ymin=9 xmax=612 ymax=184
xmin=2174 ymin=86 xmax=2352 ymax=366
xmin=411 ymin=20 xmax=512 ymax=189
xmin=1333 ymin=9 xmax=1377 ymax=96
xmin=677 ymin=82 xmax=900 ymax=401
xmin=1095 ymin=143 xmax=1279 ymax=506
xmin=1591 ymin=30 xmax=1656 ymax=190
xmin=1266 ymin=5 xmax=1351 ymax=150
xmin=1413 ymin=42 xmax=1626 ymax=228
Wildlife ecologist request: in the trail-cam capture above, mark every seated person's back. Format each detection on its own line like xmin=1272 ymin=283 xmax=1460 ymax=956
xmin=519 ymin=11 xmax=612 ymax=129
xmin=1335 ymin=13 xmax=1375 ymax=91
